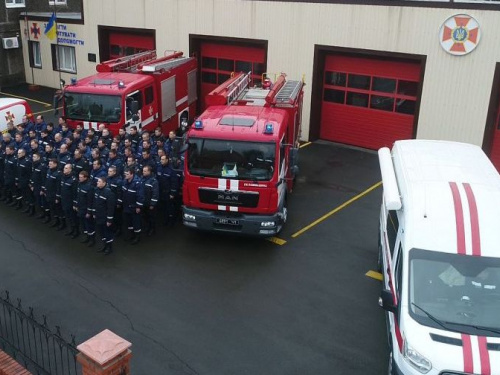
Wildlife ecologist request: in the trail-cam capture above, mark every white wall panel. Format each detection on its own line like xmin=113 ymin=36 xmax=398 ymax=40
xmin=19 ymin=0 xmax=500 ymax=145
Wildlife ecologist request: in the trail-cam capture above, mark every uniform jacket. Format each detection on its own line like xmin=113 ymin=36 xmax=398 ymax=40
xmin=142 ymin=175 xmax=159 ymax=207
xmin=121 ymin=175 xmax=144 ymax=213
xmin=93 ymin=186 xmax=116 ymax=224
xmin=59 ymin=174 xmax=77 ymax=210
xmin=42 ymin=167 xmax=61 ymax=201
xmin=75 ymin=180 xmax=93 ymax=218
xmin=16 ymin=156 xmax=32 ymax=189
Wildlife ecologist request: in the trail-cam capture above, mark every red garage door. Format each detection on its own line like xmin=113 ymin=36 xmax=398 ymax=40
xmin=320 ymin=55 xmax=421 ymax=150
xmin=109 ymin=32 xmax=155 ymax=60
xmin=200 ymin=43 xmax=266 ymax=110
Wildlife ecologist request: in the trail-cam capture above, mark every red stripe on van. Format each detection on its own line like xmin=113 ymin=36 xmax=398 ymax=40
xmin=449 ymin=182 xmax=466 ymax=255
xmin=463 ymin=183 xmax=481 ymax=257
xmin=462 ymin=334 xmax=474 ymax=373
xmin=478 ymin=336 xmax=491 ymax=375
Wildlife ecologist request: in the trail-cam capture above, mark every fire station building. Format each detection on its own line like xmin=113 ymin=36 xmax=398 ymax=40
xmin=17 ymin=0 xmax=500 ymax=168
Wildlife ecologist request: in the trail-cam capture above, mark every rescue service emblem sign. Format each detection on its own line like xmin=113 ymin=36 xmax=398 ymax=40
xmin=439 ymin=14 xmax=480 ymax=56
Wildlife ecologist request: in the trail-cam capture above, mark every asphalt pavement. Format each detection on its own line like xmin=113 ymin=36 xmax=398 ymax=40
xmin=0 ymin=85 xmax=387 ymax=374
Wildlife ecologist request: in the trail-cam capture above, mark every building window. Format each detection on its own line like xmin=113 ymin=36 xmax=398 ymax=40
xmin=28 ymin=41 xmax=42 ymax=68
xmin=48 ymin=0 xmax=67 ymax=5
xmin=51 ymin=45 xmax=76 ymax=73
xmin=5 ymin=0 xmax=25 ymax=8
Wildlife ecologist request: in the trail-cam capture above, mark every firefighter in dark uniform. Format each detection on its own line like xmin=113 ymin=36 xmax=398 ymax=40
xmin=0 ymin=143 xmax=5 ymax=201
xmin=30 ymin=152 xmax=46 ymax=218
xmin=107 ymin=165 xmax=123 ymax=236
xmin=15 ymin=148 xmax=32 ymax=211
xmin=73 ymin=149 xmax=89 ymax=178
xmin=57 ymin=143 xmax=72 ymax=171
xmin=93 ymin=176 xmax=116 ymax=255
xmin=74 ymin=171 xmax=94 ymax=242
xmin=4 ymin=145 xmax=17 ymax=206
xmin=122 ymin=167 xmax=144 ymax=244
xmin=141 ymin=165 xmax=159 ymax=236
xmin=156 ymin=154 xmax=179 ymax=226
xmin=59 ymin=163 xmax=78 ymax=234
xmin=90 ymin=159 xmax=107 ymax=187
xmin=42 ymin=159 xmax=61 ymax=225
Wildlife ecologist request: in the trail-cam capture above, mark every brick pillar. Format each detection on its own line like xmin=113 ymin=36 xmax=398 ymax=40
xmin=77 ymin=329 xmax=132 ymax=375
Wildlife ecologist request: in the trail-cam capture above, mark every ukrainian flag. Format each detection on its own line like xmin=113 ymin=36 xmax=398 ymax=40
xmin=44 ymin=12 xmax=57 ymax=40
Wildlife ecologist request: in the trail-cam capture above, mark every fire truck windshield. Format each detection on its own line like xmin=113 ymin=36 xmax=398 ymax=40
xmin=64 ymin=93 xmax=122 ymax=123
xmin=188 ymin=138 xmax=276 ymax=181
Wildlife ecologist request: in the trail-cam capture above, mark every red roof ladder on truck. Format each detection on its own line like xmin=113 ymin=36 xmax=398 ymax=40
xmin=182 ymin=72 xmax=305 ymax=237
xmin=56 ymin=50 xmax=197 ymax=135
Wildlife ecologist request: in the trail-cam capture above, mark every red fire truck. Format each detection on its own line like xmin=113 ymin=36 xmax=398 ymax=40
xmin=182 ymin=72 xmax=304 ymax=236
xmin=57 ymin=50 xmax=197 ymax=135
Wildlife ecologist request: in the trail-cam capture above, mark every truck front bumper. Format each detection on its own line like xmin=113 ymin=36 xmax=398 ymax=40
xmin=182 ymin=206 xmax=284 ymax=237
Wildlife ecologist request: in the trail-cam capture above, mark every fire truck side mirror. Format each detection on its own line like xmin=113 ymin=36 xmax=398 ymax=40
xmin=289 ymin=147 xmax=299 ymax=167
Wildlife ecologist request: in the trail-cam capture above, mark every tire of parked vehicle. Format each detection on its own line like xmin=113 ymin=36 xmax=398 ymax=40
xmin=277 ymin=196 xmax=288 ymax=234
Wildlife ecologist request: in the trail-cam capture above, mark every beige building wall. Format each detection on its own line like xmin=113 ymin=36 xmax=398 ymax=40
xmin=20 ymin=0 xmax=500 ymax=144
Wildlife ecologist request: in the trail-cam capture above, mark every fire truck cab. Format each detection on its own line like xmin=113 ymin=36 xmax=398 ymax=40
xmin=57 ymin=50 xmax=197 ymax=135
xmin=182 ymin=72 xmax=304 ymax=236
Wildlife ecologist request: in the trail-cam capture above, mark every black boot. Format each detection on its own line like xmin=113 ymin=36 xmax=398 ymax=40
xmin=97 ymin=243 xmax=108 ymax=253
xmin=104 ymin=243 xmax=113 ymax=255
xmin=37 ymin=210 xmax=46 ymax=219
xmin=80 ymin=234 xmax=90 ymax=244
xmin=22 ymin=204 xmax=30 ymax=213
xmin=15 ymin=200 xmax=23 ymax=210
xmin=131 ymin=232 xmax=141 ymax=245
xmin=28 ymin=205 xmax=35 ymax=217
xmin=42 ymin=213 xmax=52 ymax=224
xmin=50 ymin=217 xmax=60 ymax=228
xmin=87 ymin=235 xmax=96 ymax=247
xmin=71 ymin=227 xmax=80 ymax=239
xmin=57 ymin=218 xmax=67 ymax=231
xmin=114 ymin=227 xmax=122 ymax=237
xmin=147 ymin=226 xmax=156 ymax=236
xmin=124 ymin=230 xmax=134 ymax=242
xmin=64 ymin=225 xmax=74 ymax=236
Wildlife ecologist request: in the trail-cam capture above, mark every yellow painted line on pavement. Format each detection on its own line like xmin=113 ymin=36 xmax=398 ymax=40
xmin=291 ymin=181 xmax=382 ymax=238
xmin=366 ymin=270 xmax=383 ymax=281
xmin=33 ymin=107 xmax=62 ymax=116
xmin=300 ymin=141 xmax=312 ymax=149
xmin=0 ymin=91 xmax=52 ymax=107
xmin=266 ymin=237 xmax=287 ymax=246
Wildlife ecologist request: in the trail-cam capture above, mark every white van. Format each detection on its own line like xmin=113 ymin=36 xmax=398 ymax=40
xmin=0 ymin=98 xmax=32 ymax=132
xmin=378 ymin=140 xmax=500 ymax=375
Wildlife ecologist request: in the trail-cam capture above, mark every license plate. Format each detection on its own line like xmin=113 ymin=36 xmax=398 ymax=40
xmin=216 ymin=218 xmax=240 ymax=225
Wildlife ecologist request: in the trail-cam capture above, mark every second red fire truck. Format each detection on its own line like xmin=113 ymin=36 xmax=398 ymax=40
xmin=57 ymin=50 xmax=197 ymax=135
xmin=182 ymin=72 xmax=304 ymax=236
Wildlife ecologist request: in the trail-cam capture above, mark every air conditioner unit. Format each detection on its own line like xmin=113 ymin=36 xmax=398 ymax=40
xmin=2 ymin=37 xmax=19 ymax=50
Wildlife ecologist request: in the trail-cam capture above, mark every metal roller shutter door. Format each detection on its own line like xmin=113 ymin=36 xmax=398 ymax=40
xmin=320 ymin=55 xmax=421 ymax=150
xmin=200 ymin=43 xmax=266 ymax=111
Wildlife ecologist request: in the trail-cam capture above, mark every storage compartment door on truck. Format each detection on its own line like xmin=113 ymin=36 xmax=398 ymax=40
xmin=200 ymin=43 xmax=266 ymax=111
xmin=319 ymin=54 xmax=421 ymax=150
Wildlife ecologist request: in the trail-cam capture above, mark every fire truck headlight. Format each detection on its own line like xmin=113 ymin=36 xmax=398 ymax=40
xmin=183 ymin=213 xmax=196 ymax=221
xmin=260 ymin=221 xmax=275 ymax=227
xmin=403 ymin=338 xmax=431 ymax=373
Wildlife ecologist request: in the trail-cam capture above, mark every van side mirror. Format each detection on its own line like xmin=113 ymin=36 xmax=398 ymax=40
xmin=378 ymin=289 xmax=397 ymax=313
xmin=131 ymin=100 xmax=139 ymax=115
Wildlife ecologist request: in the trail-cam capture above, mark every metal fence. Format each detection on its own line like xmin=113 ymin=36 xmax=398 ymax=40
xmin=0 ymin=290 xmax=81 ymax=375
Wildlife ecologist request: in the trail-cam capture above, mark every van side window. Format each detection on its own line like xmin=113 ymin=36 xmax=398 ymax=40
xmin=386 ymin=210 xmax=399 ymax=256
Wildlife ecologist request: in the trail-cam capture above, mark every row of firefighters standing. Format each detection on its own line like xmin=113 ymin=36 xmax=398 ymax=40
xmin=2 ymin=136 xmax=181 ymax=255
